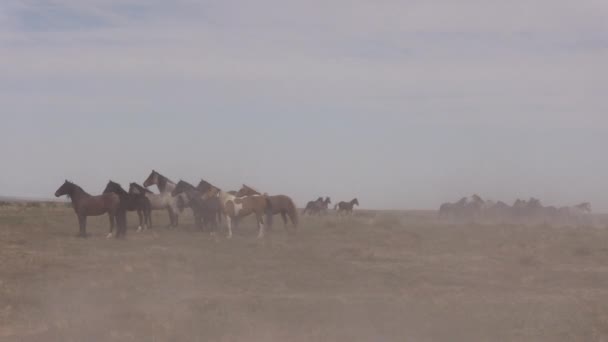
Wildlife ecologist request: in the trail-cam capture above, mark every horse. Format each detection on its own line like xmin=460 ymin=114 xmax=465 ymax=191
xmin=142 ymin=170 xmax=186 ymax=227
xmin=171 ymin=181 xmax=222 ymax=234
xmin=195 ymin=181 xmax=270 ymax=238
xmin=558 ymin=202 xmax=592 ymax=226
xmin=335 ymin=198 xmax=359 ymax=215
xmin=438 ymin=197 xmax=468 ymax=221
xmin=320 ymin=197 xmax=331 ymax=215
xmin=235 ymin=184 xmax=299 ymax=232
xmin=103 ymin=181 xmax=151 ymax=232
xmin=302 ymin=197 xmax=324 ymax=215
xmin=54 ymin=180 xmax=126 ymax=238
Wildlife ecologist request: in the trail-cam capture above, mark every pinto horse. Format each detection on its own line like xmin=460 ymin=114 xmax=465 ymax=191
xmin=55 ymin=180 xmax=126 ymax=238
xmin=236 ymin=184 xmax=298 ymax=232
xmin=196 ymin=180 xmax=270 ymax=238
xmin=103 ymin=181 xmax=152 ymax=232
xmin=143 ymin=170 xmax=186 ymax=227
xmin=335 ymin=198 xmax=359 ymax=215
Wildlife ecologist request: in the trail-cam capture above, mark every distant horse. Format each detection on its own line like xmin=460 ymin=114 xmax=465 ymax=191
xmin=558 ymin=202 xmax=592 ymax=226
xmin=302 ymin=197 xmax=323 ymax=216
xmin=335 ymin=198 xmax=359 ymax=215
xmin=438 ymin=197 xmax=468 ymax=220
xmin=320 ymin=197 xmax=331 ymax=215
xmin=195 ymin=181 xmax=270 ymax=238
xmin=55 ymin=180 xmax=126 ymax=238
xmin=236 ymin=184 xmax=298 ymax=231
xmin=172 ymin=181 xmax=222 ymax=234
xmin=103 ymin=181 xmax=151 ymax=232
xmin=143 ymin=170 xmax=186 ymax=227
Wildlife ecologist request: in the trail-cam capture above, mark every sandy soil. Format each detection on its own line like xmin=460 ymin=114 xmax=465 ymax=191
xmin=1 ymin=205 xmax=608 ymax=341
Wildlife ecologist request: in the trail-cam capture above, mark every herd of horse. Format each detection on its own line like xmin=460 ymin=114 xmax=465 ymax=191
xmin=54 ymin=170 xmax=360 ymax=239
xmin=439 ymin=194 xmax=593 ymax=226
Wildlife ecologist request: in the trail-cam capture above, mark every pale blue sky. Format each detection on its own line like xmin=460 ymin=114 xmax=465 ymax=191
xmin=1 ymin=0 xmax=607 ymax=210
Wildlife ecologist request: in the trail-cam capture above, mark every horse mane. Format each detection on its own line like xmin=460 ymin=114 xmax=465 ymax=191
xmin=130 ymin=182 xmax=153 ymax=194
xmin=242 ymin=184 xmax=261 ymax=195
xmin=106 ymin=180 xmax=128 ymax=196
xmin=65 ymin=180 xmax=89 ymax=198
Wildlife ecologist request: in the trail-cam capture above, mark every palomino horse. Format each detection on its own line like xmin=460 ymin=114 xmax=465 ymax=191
xmin=196 ymin=180 xmax=270 ymax=238
xmin=236 ymin=184 xmax=299 ymax=232
xmin=143 ymin=170 xmax=186 ymax=227
xmin=103 ymin=181 xmax=151 ymax=232
xmin=55 ymin=180 xmax=126 ymax=238
xmin=335 ymin=198 xmax=359 ymax=215
xmin=171 ymin=181 xmax=222 ymax=234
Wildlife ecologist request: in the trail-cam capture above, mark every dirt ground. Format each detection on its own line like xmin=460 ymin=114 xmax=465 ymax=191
xmin=2 ymin=205 xmax=608 ymax=341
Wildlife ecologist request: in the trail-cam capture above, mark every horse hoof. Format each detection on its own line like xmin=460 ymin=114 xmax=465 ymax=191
xmin=106 ymin=233 xmax=113 ymax=239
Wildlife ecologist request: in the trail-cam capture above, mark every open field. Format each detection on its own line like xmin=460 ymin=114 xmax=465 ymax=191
xmin=2 ymin=205 xmax=608 ymax=341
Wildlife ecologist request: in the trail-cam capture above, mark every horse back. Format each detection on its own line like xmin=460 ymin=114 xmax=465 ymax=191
xmin=78 ymin=193 xmax=119 ymax=216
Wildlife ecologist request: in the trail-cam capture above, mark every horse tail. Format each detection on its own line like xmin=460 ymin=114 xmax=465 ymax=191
xmin=286 ymin=197 xmax=299 ymax=227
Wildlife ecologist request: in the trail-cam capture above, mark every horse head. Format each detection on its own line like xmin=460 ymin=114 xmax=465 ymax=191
xmin=55 ymin=180 xmax=73 ymax=197
xmin=172 ymin=180 xmax=194 ymax=197
xmin=103 ymin=180 xmax=126 ymax=195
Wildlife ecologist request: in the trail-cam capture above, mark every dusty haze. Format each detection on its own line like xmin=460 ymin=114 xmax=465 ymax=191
xmin=1 ymin=0 xmax=607 ymax=210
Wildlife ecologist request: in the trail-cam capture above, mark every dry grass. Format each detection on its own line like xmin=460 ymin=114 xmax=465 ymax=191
xmin=2 ymin=206 xmax=608 ymax=341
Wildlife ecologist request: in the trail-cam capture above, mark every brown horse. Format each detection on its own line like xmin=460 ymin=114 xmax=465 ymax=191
xmin=55 ymin=180 xmax=126 ymax=238
xmin=236 ymin=184 xmax=298 ymax=231
xmin=335 ymin=198 xmax=359 ymax=215
xmin=103 ymin=181 xmax=152 ymax=232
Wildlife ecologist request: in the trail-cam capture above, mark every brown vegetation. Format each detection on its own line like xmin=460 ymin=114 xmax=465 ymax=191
xmin=2 ymin=206 xmax=608 ymax=341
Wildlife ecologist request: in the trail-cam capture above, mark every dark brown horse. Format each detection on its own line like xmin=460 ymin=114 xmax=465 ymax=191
xmin=55 ymin=180 xmax=126 ymax=238
xmin=335 ymin=198 xmax=359 ymax=215
xmin=103 ymin=181 xmax=152 ymax=232
xmin=303 ymin=197 xmax=323 ymax=215
xmin=236 ymin=185 xmax=298 ymax=232
xmin=172 ymin=181 xmax=222 ymax=235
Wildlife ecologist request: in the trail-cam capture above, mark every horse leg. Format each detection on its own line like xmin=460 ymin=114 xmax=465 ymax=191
xmin=256 ymin=213 xmax=265 ymax=239
xmin=166 ymin=207 xmax=174 ymax=229
xmin=77 ymin=215 xmax=87 ymax=238
xmin=281 ymin=211 xmax=289 ymax=231
xmin=107 ymin=213 xmax=115 ymax=239
xmin=266 ymin=212 xmax=274 ymax=232
xmin=137 ymin=210 xmax=144 ymax=232
xmin=226 ymin=216 xmax=233 ymax=239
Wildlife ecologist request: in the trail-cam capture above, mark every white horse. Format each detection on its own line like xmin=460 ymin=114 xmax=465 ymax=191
xmin=142 ymin=170 xmax=188 ymax=227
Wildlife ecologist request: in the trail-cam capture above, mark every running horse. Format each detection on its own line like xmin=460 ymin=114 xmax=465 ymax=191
xmin=236 ymin=184 xmax=298 ymax=232
xmin=196 ymin=180 xmax=270 ymax=238
xmin=302 ymin=197 xmax=323 ymax=215
xmin=142 ymin=170 xmax=186 ymax=227
xmin=103 ymin=181 xmax=152 ymax=233
xmin=55 ymin=180 xmax=127 ymax=238
xmin=335 ymin=198 xmax=359 ymax=215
